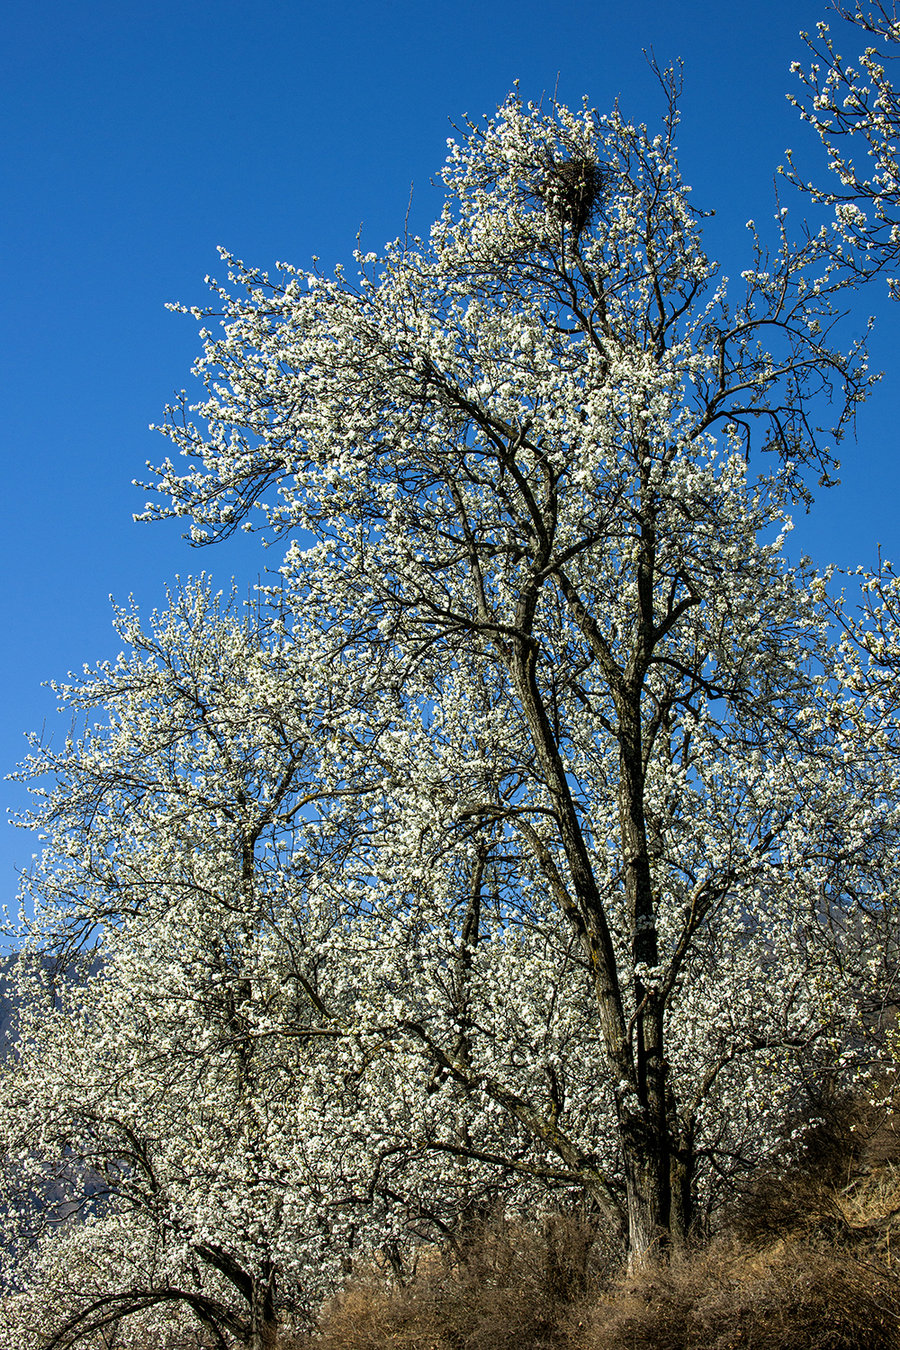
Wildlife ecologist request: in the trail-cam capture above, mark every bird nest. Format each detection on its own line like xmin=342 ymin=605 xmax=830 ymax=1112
xmin=540 ymin=156 xmax=602 ymax=239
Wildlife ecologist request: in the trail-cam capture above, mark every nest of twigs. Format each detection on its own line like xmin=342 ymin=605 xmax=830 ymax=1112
xmin=541 ymin=155 xmax=602 ymax=239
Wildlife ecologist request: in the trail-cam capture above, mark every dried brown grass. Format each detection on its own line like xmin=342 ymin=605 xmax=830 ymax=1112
xmin=731 ymin=1085 xmax=900 ymax=1254
xmin=308 ymin=1213 xmax=616 ymax=1350
xmin=306 ymin=1222 xmax=900 ymax=1350
xmin=571 ymin=1239 xmax=898 ymax=1350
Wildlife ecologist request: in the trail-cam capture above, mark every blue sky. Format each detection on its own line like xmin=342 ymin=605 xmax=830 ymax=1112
xmin=3 ymin=0 xmax=899 ymax=902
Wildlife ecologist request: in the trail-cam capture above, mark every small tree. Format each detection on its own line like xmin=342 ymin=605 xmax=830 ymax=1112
xmin=134 ymin=81 xmax=879 ymax=1262
xmin=0 ymin=583 xmax=394 ymax=1350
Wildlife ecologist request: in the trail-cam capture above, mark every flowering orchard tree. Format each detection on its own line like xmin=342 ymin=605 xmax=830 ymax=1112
xmin=1 ymin=85 xmax=890 ymax=1350
xmin=129 ymin=79 xmax=882 ymax=1266
xmin=0 ymin=583 xmax=403 ymax=1350
xmin=788 ymin=2 xmax=900 ymax=295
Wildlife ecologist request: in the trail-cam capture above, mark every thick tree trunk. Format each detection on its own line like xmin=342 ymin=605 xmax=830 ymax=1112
xmin=247 ymin=1273 xmax=278 ymax=1350
xmin=507 ymin=541 xmax=687 ymax=1267
xmin=616 ymin=692 xmax=675 ymax=1266
xmin=620 ymin=1100 xmax=700 ymax=1264
xmin=194 ymin=1245 xmax=279 ymax=1350
xmin=621 ymin=1109 xmax=672 ymax=1267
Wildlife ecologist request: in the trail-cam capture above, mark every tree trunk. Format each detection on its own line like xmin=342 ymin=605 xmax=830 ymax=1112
xmin=621 ymin=1109 xmax=672 ymax=1268
xmin=247 ymin=1272 xmax=278 ymax=1350
xmin=669 ymin=1117 xmax=697 ymax=1249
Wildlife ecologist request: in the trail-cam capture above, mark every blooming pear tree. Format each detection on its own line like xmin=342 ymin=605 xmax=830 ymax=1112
xmin=0 ymin=582 xmax=410 ymax=1350
xmin=132 ymin=79 xmax=879 ymax=1263
xmin=1 ymin=583 xmax=884 ymax=1349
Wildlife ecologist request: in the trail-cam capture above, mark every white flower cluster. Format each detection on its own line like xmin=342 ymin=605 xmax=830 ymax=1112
xmin=787 ymin=5 xmax=900 ymax=297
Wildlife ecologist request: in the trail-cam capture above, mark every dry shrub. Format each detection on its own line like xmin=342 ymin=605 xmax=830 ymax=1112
xmin=729 ymin=1166 xmax=852 ymax=1247
xmin=572 ymin=1239 xmax=899 ymax=1350
xmin=308 ymin=1213 xmax=617 ymax=1350
xmin=731 ymin=1086 xmax=900 ymax=1253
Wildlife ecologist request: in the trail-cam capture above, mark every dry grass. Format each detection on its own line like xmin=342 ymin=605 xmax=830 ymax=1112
xmin=307 ymin=1214 xmax=616 ymax=1350
xmin=730 ymin=1085 xmax=900 ymax=1253
xmin=307 ymin=1227 xmax=900 ymax=1350
xmin=571 ymin=1239 xmax=897 ymax=1350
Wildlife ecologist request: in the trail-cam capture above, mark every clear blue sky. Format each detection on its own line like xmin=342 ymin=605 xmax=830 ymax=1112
xmin=3 ymin=0 xmax=899 ymax=903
